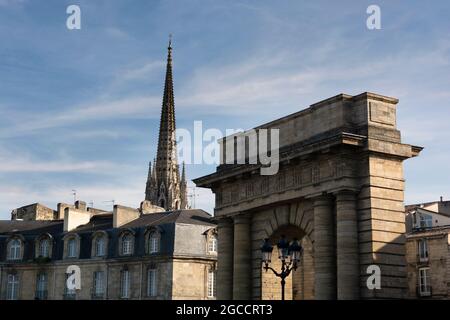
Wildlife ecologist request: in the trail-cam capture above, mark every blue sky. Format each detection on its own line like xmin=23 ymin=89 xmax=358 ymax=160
xmin=0 ymin=0 xmax=449 ymax=219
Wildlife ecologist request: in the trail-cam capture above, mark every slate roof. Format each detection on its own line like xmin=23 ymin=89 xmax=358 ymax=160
xmin=0 ymin=209 xmax=215 ymax=261
xmin=122 ymin=209 xmax=215 ymax=229
xmin=0 ymin=220 xmax=63 ymax=235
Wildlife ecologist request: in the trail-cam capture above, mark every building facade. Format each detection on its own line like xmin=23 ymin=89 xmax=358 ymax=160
xmin=0 ymin=201 xmax=217 ymax=300
xmin=405 ymin=199 xmax=450 ymax=299
xmin=195 ymin=92 xmax=422 ymax=300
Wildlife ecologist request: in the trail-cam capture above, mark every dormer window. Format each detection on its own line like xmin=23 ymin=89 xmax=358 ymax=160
xmin=208 ymin=235 xmax=218 ymax=254
xmin=95 ymin=236 xmax=106 ymax=256
xmin=92 ymin=232 xmax=108 ymax=258
xmin=120 ymin=232 xmax=134 ymax=256
xmin=7 ymin=238 xmax=22 ymax=261
xmin=148 ymin=231 xmax=160 ymax=254
xmin=67 ymin=237 xmax=78 ymax=258
xmin=35 ymin=234 xmax=53 ymax=259
xmin=205 ymin=228 xmax=218 ymax=255
xmin=63 ymin=234 xmax=80 ymax=259
xmin=419 ymin=214 xmax=433 ymax=228
xmin=39 ymin=239 xmax=50 ymax=258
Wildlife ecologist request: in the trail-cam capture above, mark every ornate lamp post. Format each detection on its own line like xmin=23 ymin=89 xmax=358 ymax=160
xmin=261 ymin=235 xmax=303 ymax=300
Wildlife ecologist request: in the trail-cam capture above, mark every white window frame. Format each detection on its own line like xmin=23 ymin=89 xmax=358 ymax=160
xmin=419 ymin=214 xmax=433 ymax=228
xmin=120 ymin=270 xmax=131 ymax=299
xmin=39 ymin=238 xmax=50 ymax=258
xmin=207 ymin=270 xmax=217 ymax=298
xmin=147 ymin=268 xmax=157 ymax=297
xmin=122 ymin=234 xmax=133 ymax=256
xmin=208 ymin=236 xmax=218 ymax=253
xmin=93 ymin=271 xmax=105 ymax=296
xmin=67 ymin=238 xmax=77 ymax=258
xmin=95 ymin=236 xmax=106 ymax=257
xmin=8 ymin=239 xmax=22 ymax=261
xmin=149 ymin=232 xmax=160 ymax=254
xmin=419 ymin=267 xmax=431 ymax=296
xmin=36 ymin=273 xmax=47 ymax=299
xmin=7 ymin=274 xmax=19 ymax=300
xmin=65 ymin=272 xmax=76 ymax=296
xmin=418 ymin=239 xmax=429 ymax=262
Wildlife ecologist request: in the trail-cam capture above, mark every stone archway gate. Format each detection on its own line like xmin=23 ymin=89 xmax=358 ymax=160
xmin=194 ymin=92 xmax=422 ymax=300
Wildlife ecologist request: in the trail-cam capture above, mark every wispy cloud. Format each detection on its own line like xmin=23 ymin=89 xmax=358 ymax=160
xmin=104 ymin=27 xmax=130 ymax=40
xmin=120 ymin=61 xmax=165 ymax=81
xmin=0 ymin=159 xmax=121 ymax=173
xmin=0 ymin=95 xmax=161 ymax=138
xmin=0 ymin=179 xmax=146 ymax=216
xmin=0 ymin=144 xmax=130 ymax=174
xmin=0 ymin=0 xmax=25 ymax=7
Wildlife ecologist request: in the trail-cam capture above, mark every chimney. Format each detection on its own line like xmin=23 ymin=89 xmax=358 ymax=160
xmin=140 ymin=200 xmax=165 ymax=215
xmin=113 ymin=205 xmax=140 ymax=228
xmin=440 ymin=196 xmax=444 ymax=202
xmin=64 ymin=207 xmax=91 ymax=232
xmin=57 ymin=203 xmax=75 ymax=220
xmin=75 ymin=200 xmax=87 ymax=211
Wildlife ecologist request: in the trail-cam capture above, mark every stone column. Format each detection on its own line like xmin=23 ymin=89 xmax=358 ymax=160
xmin=336 ymin=190 xmax=360 ymax=299
xmin=313 ymin=194 xmax=337 ymax=299
xmin=217 ymin=218 xmax=234 ymax=300
xmin=232 ymin=214 xmax=252 ymax=300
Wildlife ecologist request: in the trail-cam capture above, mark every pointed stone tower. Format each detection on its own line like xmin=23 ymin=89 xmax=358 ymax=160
xmin=145 ymin=38 xmax=188 ymax=211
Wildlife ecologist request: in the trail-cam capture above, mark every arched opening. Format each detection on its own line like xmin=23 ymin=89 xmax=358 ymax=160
xmin=261 ymin=224 xmax=315 ymax=300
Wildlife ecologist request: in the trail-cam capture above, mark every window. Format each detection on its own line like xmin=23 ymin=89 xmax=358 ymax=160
xmin=418 ymin=239 xmax=429 ymax=262
xmin=64 ymin=273 xmax=76 ymax=300
xmin=147 ymin=268 xmax=157 ymax=297
xmin=95 ymin=236 xmax=106 ymax=257
xmin=8 ymin=238 xmax=22 ymax=261
xmin=419 ymin=267 xmax=431 ymax=296
xmin=39 ymin=238 xmax=50 ymax=258
xmin=120 ymin=270 xmax=131 ymax=299
xmin=67 ymin=237 xmax=77 ymax=258
xmin=208 ymin=236 xmax=218 ymax=253
xmin=419 ymin=214 xmax=433 ymax=228
xmin=36 ymin=273 xmax=48 ymax=300
xmin=207 ymin=270 xmax=217 ymax=298
xmin=6 ymin=274 xmax=19 ymax=300
xmin=93 ymin=271 xmax=105 ymax=298
xmin=148 ymin=232 xmax=160 ymax=254
xmin=122 ymin=234 xmax=133 ymax=255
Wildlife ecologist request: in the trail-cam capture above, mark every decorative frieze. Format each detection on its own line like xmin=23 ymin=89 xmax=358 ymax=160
xmin=216 ymin=158 xmax=343 ymax=208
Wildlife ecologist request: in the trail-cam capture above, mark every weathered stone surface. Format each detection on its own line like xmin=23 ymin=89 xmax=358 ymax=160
xmin=194 ymin=92 xmax=422 ymax=300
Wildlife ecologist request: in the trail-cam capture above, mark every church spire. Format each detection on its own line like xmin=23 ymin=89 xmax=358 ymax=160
xmin=156 ymin=35 xmax=176 ymax=165
xmin=145 ymin=36 xmax=188 ymax=211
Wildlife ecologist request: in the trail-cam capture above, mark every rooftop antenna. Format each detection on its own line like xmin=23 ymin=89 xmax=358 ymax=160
xmin=103 ymin=200 xmax=115 ymax=209
xmin=72 ymin=190 xmax=77 ymax=203
xmin=187 ymin=186 xmax=199 ymax=209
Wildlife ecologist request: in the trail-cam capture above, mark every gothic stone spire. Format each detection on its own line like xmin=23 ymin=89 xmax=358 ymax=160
xmin=145 ymin=37 xmax=188 ymax=211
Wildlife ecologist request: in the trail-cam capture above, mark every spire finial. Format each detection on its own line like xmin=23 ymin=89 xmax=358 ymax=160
xmin=168 ymin=34 xmax=172 ymax=50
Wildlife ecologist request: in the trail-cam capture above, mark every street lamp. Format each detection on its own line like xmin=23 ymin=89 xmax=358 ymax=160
xmin=261 ymin=235 xmax=303 ymax=300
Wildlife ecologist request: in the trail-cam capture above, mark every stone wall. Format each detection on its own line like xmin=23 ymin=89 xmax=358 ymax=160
xmin=174 ymin=223 xmax=214 ymax=256
xmin=194 ymin=92 xmax=422 ymax=300
xmin=172 ymin=259 xmax=216 ymax=299
xmin=0 ymin=254 xmax=219 ymax=300
xmin=406 ymin=232 xmax=450 ymax=299
xmin=12 ymin=203 xmax=56 ymax=221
